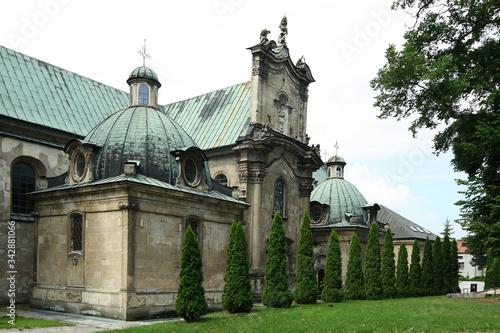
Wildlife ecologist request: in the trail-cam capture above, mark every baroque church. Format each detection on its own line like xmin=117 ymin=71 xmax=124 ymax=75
xmin=0 ymin=17 xmax=436 ymax=320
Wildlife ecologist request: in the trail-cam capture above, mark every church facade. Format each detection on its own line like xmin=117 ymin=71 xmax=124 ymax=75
xmin=0 ymin=18 xmax=437 ymax=320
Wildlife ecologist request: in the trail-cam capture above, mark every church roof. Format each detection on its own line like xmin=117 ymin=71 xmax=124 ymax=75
xmin=377 ymin=205 xmax=437 ymax=241
xmin=165 ymin=82 xmax=251 ymax=149
xmin=0 ymin=46 xmax=130 ymax=137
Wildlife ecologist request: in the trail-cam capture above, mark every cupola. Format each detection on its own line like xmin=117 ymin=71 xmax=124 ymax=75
xmin=126 ymin=66 xmax=161 ymax=109
xmin=326 ymin=155 xmax=346 ymax=179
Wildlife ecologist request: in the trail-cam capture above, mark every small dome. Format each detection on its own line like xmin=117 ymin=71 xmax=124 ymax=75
xmin=127 ymin=66 xmax=160 ymax=86
xmin=85 ymin=106 xmax=198 ymax=184
xmin=327 ymin=155 xmax=345 ymax=164
xmin=310 ymin=177 xmax=367 ymax=225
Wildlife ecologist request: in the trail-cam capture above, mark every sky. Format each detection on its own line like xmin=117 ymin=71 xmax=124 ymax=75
xmin=0 ymin=0 xmax=468 ymax=238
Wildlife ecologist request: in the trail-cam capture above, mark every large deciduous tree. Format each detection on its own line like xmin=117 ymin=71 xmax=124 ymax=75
xmin=371 ymin=0 xmax=500 ymax=265
xmin=294 ymin=211 xmax=319 ymax=304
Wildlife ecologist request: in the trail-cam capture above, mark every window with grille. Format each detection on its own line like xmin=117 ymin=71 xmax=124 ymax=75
xmin=12 ymin=163 xmax=36 ymax=215
xmin=71 ymin=214 xmax=83 ymax=252
xmin=310 ymin=204 xmax=322 ymax=223
xmin=273 ymin=179 xmax=285 ymax=216
xmin=215 ymin=173 xmax=228 ymax=186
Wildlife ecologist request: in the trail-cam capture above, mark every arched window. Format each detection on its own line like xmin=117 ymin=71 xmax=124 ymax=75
xmin=336 ymin=167 xmax=341 ymax=177
xmin=12 ymin=162 xmax=36 ymax=215
xmin=273 ymin=179 xmax=285 ymax=216
xmin=138 ymin=84 xmax=149 ymax=104
xmin=70 ymin=213 xmax=83 ymax=252
xmin=214 ymin=173 xmax=228 ymax=186
xmin=327 ymin=167 xmax=332 ymax=178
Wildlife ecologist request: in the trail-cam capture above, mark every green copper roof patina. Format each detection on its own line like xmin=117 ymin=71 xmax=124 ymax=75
xmin=165 ymin=82 xmax=251 ymax=149
xmin=127 ymin=66 xmax=160 ymax=86
xmin=0 ymin=45 xmax=130 ymax=136
xmin=85 ymin=105 xmax=198 ymax=184
xmin=328 ymin=155 xmax=346 ymax=163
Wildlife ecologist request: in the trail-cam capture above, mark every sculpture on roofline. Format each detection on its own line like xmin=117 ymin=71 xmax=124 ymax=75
xmin=259 ymin=29 xmax=270 ymax=44
xmin=278 ymin=15 xmax=288 ymax=46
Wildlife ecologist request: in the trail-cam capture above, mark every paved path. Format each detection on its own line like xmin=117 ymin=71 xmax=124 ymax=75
xmin=1 ymin=308 xmax=180 ymax=332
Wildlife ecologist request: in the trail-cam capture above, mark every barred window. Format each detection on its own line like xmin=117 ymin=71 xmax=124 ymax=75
xmin=187 ymin=218 xmax=200 ymax=239
xmin=12 ymin=163 xmax=36 ymax=215
xmin=71 ymin=214 xmax=83 ymax=252
xmin=273 ymin=179 xmax=285 ymax=216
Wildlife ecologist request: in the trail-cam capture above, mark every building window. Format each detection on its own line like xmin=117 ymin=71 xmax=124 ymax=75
xmin=274 ymin=179 xmax=285 ymax=216
xmin=138 ymin=84 xmax=149 ymax=104
xmin=327 ymin=167 xmax=332 ymax=178
xmin=184 ymin=158 xmax=199 ymax=186
xmin=310 ymin=204 xmax=322 ymax=224
xmin=458 ymin=262 xmax=464 ymax=270
xmin=215 ymin=173 xmax=228 ymax=186
xmin=74 ymin=151 xmax=86 ymax=179
xmin=336 ymin=167 xmax=341 ymax=177
xmin=70 ymin=214 xmax=83 ymax=252
xmin=12 ymin=162 xmax=36 ymax=215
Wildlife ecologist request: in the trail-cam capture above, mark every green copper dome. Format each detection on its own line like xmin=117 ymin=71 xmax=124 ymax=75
xmin=85 ymin=106 xmax=197 ymax=184
xmin=327 ymin=155 xmax=345 ymax=164
xmin=127 ymin=66 xmax=160 ymax=86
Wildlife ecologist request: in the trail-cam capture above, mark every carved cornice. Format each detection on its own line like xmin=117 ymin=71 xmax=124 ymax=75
xmin=119 ymin=202 xmax=137 ymax=210
xmin=239 ymin=171 xmax=265 ymax=184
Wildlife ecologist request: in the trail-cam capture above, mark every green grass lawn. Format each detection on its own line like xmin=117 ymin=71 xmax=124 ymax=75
xmin=102 ymin=296 xmax=499 ymax=333
xmin=0 ymin=315 xmax=74 ymax=329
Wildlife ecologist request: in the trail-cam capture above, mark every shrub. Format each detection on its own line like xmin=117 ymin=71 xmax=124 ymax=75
xmin=381 ymin=228 xmax=397 ymax=299
xmin=421 ymin=237 xmax=433 ymax=296
xmin=321 ymin=229 xmax=344 ymax=302
xmin=409 ymin=239 xmax=422 ymax=297
xmin=222 ymin=221 xmax=253 ymax=313
xmin=442 ymin=234 xmax=452 ymax=293
xmin=365 ymin=222 xmax=383 ymax=300
xmin=262 ymin=211 xmax=293 ymax=308
xmin=396 ymin=242 xmax=409 ymax=298
xmin=294 ymin=211 xmax=318 ymax=304
xmin=432 ymin=236 xmax=444 ymax=295
xmin=175 ymin=225 xmax=207 ymax=322
xmin=449 ymin=239 xmax=461 ymax=293
xmin=345 ymin=233 xmax=365 ymax=300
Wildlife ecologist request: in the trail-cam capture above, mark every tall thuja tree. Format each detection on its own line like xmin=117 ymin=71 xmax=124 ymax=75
xmin=409 ymin=240 xmax=422 ymax=297
xmin=262 ymin=211 xmax=293 ymax=308
xmin=396 ymin=243 xmax=409 ymax=298
xmin=420 ymin=237 xmax=434 ymax=296
xmin=442 ymin=234 xmax=452 ymax=293
xmin=321 ymin=229 xmax=344 ymax=302
xmin=294 ymin=211 xmax=318 ymax=304
xmin=365 ymin=223 xmax=383 ymax=300
xmin=432 ymin=236 xmax=444 ymax=295
xmin=345 ymin=233 xmax=365 ymax=300
xmin=449 ymin=239 xmax=460 ymax=293
xmin=484 ymin=254 xmax=499 ymax=290
xmin=381 ymin=228 xmax=397 ymax=299
xmin=175 ymin=225 xmax=207 ymax=322
xmin=222 ymin=221 xmax=253 ymax=313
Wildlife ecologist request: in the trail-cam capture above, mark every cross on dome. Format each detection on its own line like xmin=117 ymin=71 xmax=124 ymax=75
xmin=137 ymin=39 xmax=151 ymax=66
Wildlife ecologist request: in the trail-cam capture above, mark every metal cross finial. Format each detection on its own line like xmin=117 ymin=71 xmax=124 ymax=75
xmin=137 ymin=39 xmax=151 ymax=66
xmin=334 ymin=141 xmax=339 ymax=156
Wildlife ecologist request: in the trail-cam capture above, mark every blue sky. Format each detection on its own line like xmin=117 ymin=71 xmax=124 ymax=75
xmin=0 ymin=0 xmax=468 ymax=238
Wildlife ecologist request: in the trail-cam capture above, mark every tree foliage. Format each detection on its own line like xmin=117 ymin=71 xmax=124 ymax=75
xmin=449 ymin=239 xmax=461 ymax=293
xmin=421 ymin=237 xmax=434 ymax=296
xmin=381 ymin=228 xmax=397 ymax=299
xmin=365 ymin=223 xmax=383 ymax=300
xmin=321 ymin=229 xmax=344 ymax=302
xmin=396 ymin=243 xmax=409 ymax=298
xmin=222 ymin=221 xmax=253 ymax=313
xmin=262 ymin=211 xmax=293 ymax=308
xmin=432 ymin=236 xmax=445 ymax=295
xmin=442 ymin=234 xmax=453 ymax=293
xmin=371 ymin=0 xmax=500 ymax=264
xmin=345 ymin=233 xmax=365 ymax=300
xmin=485 ymin=253 xmax=500 ymax=290
xmin=175 ymin=225 xmax=207 ymax=322
xmin=294 ymin=211 xmax=318 ymax=304
xmin=409 ymin=240 xmax=422 ymax=297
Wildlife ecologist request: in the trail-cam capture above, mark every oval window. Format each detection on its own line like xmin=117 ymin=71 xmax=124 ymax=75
xmin=185 ymin=158 xmax=198 ymax=186
xmin=310 ymin=205 xmax=322 ymax=224
xmin=74 ymin=152 xmax=86 ymax=179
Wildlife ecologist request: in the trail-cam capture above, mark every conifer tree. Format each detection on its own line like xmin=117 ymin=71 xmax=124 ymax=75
xmin=420 ymin=237 xmax=434 ymax=296
xmin=449 ymin=239 xmax=460 ymax=293
xmin=294 ymin=211 xmax=318 ymax=304
xmin=381 ymin=228 xmax=397 ymax=299
xmin=262 ymin=211 xmax=293 ymax=308
xmin=321 ymin=229 xmax=344 ymax=302
xmin=345 ymin=233 xmax=365 ymax=300
xmin=222 ymin=221 xmax=253 ymax=313
xmin=365 ymin=222 xmax=383 ymax=300
xmin=409 ymin=239 xmax=422 ymax=297
xmin=432 ymin=236 xmax=444 ymax=295
xmin=396 ymin=242 xmax=409 ymax=298
xmin=485 ymin=254 xmax=499 ymax=290
xmin=442 ymin=234 xmax=452 ymax=293
xmin=175 ymin=225 xmax=207 ymax=322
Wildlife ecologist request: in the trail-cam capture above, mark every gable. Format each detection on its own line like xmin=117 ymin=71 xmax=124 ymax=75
xmin=165 ymin=82 xmax=251 ymax=149
xmin=0 ymin=46 xmax=130 ymax=137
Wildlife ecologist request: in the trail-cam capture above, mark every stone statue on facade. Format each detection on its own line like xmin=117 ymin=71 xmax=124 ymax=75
xmin=259 ymin=29 xmax=270 ymax=44
xmin=278 ymin=16 xmax=288 ymax=46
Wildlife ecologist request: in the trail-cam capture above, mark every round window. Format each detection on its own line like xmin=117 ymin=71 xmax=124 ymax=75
xmin=184 ymin=158 xmax=198 ymax=186
xmin=310 ymin=205 xmax=322 ymax=224
xmin=74 ymin=152 xmax=86 ymax=179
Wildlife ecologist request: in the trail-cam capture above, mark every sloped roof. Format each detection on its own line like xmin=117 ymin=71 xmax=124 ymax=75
xmin=0 ymin=45 xmax=129 ymax=136
xmin=165 ymin=82 xmax=251 ymax=149
xmin=378 ymin=205 xmax=437 ymax=241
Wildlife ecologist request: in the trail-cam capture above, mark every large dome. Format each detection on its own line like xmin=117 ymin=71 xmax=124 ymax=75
xmin=85 ymin=106 xmax=197 ymax=184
